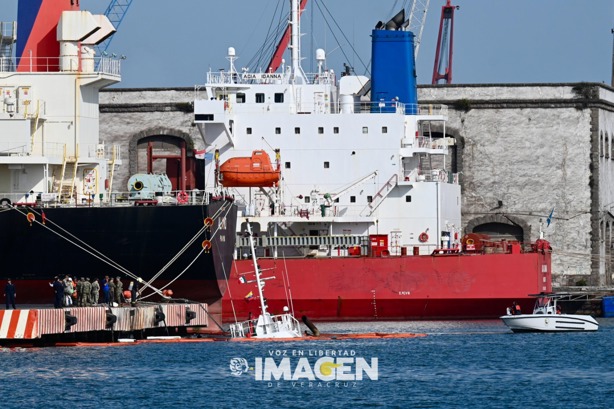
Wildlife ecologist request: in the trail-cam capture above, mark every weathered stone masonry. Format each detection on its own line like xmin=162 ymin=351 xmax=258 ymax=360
xmin=99 ymin=83 xmax=614 ymax=287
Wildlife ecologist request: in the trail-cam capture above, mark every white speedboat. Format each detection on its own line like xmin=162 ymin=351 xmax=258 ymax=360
xmin=228 ymin=222 xmax=302 ymax=339
xmin=501 ymin=293 xmax=599 ymax=332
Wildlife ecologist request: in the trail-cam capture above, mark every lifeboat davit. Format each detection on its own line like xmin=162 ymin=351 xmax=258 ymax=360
xmin=219 ymin=150 xmax=280 ymax=187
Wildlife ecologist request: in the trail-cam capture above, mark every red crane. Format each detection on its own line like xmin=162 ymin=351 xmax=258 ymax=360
xmin=266 ymin=0 xmax=308 ymax=73
xmin=432 ymin=0 xmax=458 ymax=84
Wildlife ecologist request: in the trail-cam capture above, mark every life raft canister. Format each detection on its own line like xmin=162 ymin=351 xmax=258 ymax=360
xmin=177 ymin=191 xmax=189 ymax=204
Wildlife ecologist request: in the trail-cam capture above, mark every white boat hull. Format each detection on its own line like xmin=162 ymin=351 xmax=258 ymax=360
xmin=500 ymin=314 xmax=599 ymax=332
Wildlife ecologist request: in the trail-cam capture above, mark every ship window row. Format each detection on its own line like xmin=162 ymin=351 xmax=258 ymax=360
xmin=245 ymin=126 xmax=389 ymax=135
xmin=284 ymin=161 xmax=359 ymax=170
xmin=239 ymin=92 xmax=285 ymax=104
xmin=298 ymin=195 xmax=408 ymax=204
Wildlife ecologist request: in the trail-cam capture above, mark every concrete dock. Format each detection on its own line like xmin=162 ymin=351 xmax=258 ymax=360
xmin=0 ymin=302 xmax=210 ymax=346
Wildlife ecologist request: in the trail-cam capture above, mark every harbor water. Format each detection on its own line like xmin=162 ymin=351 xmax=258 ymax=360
xmin=1 ymin=319 xmax=613 ymax=408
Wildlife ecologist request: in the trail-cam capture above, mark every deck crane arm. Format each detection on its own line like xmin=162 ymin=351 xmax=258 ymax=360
xmin=324 ymin=171 xmax=378 ymax=205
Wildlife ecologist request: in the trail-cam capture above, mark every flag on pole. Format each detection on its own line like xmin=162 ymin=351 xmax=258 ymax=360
xmin=194 ymin=149 xmax=206 ymax=160
xmin=244 ymin=291 xmax=254 ymax=301
xmin=238 ymin=276 xmax=246 ymax=284
xmin=546 ymin=208 xmax=554 ymax=227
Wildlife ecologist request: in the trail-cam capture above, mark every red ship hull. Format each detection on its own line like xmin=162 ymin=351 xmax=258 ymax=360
xmin=222 ymin=251 xmax=552 ymax=322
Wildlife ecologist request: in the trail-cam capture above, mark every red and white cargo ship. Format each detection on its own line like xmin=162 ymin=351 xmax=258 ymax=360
xmin=194 ymin=0 xmax=552 ymax=321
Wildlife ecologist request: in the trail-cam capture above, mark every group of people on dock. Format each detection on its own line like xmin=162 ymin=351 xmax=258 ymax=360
xmin=50 ymin=275 xmax=139 ymax=309
xmin=3 ymin=276 xmax=141 ymax=310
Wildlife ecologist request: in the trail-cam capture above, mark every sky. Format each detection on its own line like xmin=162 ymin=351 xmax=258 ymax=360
xmin=1 ymin=0 xmax=613 ymax=88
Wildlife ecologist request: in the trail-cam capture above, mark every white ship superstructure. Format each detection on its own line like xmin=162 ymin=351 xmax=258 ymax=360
xmin=195 ymin=0 xmax=460 ymax=257
xmin=0 ymin=11 xmax=121 ymax=206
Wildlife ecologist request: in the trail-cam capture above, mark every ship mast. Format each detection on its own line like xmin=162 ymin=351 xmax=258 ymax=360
xmin=290 ymin=0 xmax=307 ymax=83
xmin=246 ymin=222 xmax=269 ymax=317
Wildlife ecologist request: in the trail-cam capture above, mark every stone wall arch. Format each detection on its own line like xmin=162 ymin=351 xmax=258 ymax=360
xmin=465 ymin=214 xmax=531 ymax=245
xmin=128 ymin=127 xmax=195 ymax=177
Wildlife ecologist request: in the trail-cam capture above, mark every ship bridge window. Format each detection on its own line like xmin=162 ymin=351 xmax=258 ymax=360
xmin=382 ymin=126 xmax=388 ymax=134
xmin=305 ymin=196 xmax=310 ymax=203
xmin=246 ymin=127 xmax=252 ymax=135
xmin=333 ymin=127 xmax=339 ymax=134
xmin=406 ymin=195 xmax=412 ymax=203
xmin=318 ymin=127 xmax=324 ymax=134
xmin=285 ymin=162 xmax=291 ymax=169
xmin=295 ymin=127 xmax=300 ymax=134
xmin=362 ymin=127 xmax=369 ymax=134
xmin=275 ymin=127 xmax=281 ymax=134
xmin=236 ymin=93 xmax=246 ymax=103
xmin=324 ymin=161 xmax=329 ymax=168
xmin=367 ymin=196 xmax=373 ymax=203
xmin=275 ymin=93 xmax=284 ymax=103
xmin=350 ymin=196 xmax=356 ymax=203
xmin=256 ymin=93 xmax=265 ymax=103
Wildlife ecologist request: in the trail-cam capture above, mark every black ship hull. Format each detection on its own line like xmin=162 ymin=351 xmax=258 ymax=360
xmin=0 ymin=199 xmax=237 ymax=306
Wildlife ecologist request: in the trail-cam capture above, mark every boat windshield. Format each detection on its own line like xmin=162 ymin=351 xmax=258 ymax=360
xmin=535 ymin=297 xmax=551 ymax=308
xmin=533 ymin=296 xmax=554 ymax=314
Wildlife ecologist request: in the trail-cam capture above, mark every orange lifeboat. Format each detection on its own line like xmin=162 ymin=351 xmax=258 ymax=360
xmin=219 ymin=150 xmax=281 ymax=187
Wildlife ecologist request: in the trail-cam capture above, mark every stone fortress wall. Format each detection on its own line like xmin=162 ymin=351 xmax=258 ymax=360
xmin=99 ymin=83 xmax=614 ymax=287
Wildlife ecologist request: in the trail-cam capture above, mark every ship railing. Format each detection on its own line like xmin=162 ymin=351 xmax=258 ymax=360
xmin=0 ymin=56 xmax=16 ymax=72
xmin=415 ymin=136 xmax=450 ymax=153
xmin=229 ymin=313 xmax=301 ymax=338
xmin=0 ymin=142 xmax=64 ymax=158
xmin=0 ymin=56 xmax=121 ymax=75
xmin=83 ymin=143 xmax=122 ymax=161
xmin=237 ymin=234 xmax=366 ymax=249
xmin=241 ymin=202 xmax=369 ymax=219
xmin=416 ymin=104 xmax=448 ymax=117
xmin=0 ymin=143 xmax=28 ymax=156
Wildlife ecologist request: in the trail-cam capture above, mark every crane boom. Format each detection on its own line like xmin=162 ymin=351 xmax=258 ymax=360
xmin=407 ymin=0 xmax=430 ymax=60
xmin=95 ymin=0 xmax=134 ymax=56
xmin=432 ymin=0 xmax=458 ymax=84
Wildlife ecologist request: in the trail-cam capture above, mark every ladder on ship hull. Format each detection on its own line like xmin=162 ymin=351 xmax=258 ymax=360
xmin=56 ymin=144 xmax=79 ymax=203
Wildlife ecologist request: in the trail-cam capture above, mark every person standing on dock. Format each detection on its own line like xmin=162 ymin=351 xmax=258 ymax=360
xmin=82 ymin=278 xmax=92 ymax=307
xmin=102 ymin=276 xmax=110 ymax=305
xmin=115 ymin=277 xmax=123 ymax=305
xmin=51 ymin=277 xmax=64 ymax=308
xmin=129 ymin=280 xmax=139 ymax=306
xmin=108 ymin=277 xmax=116 ymax=306
xmin=4 ymin=278 xmax=16 ymax=309
xmin=91 ymin=278 xmax=100 ymax=306
xmin=76 ymin=277 xmax=85 ymax=306
xmin=63 ymin=277 xmax=73 ymax=307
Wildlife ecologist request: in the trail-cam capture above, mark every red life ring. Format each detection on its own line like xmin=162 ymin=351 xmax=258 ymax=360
xmin=419 ymin=232 xmax=429 ymax=243
xmin=202 ymin=240 xmax=212 ymax=252
xmin=177 ymin=191 xmax=189 ymax=204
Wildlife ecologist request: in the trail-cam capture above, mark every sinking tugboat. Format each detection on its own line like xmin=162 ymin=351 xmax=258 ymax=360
xmin=229 ymin=222 xmax=302 ymax=339
xmin=501 ymin=293 xmax=599 ymax=332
